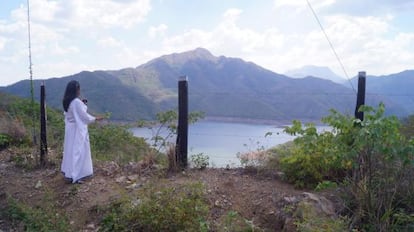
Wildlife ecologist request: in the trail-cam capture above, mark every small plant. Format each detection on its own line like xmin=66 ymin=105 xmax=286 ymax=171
xmin=9 ymin=146 xmax=37 ymax=170
xmin=100 ymin=182 xmax=210 ymax=232
xmin=294 ymin=201 xmax=349 ymax=232
xmin=237 ymin=150 xmax=268 ymax=168
xmin=191 ymin=153 xmax=210 ymax=169
xmin=315 ymin=181 xmax=338 ymax=192
xmin=237 ymin=138 xmax=270 ymax=169
xmin=0 ymin=133 xmax=10 ymax=150
xmin=138 ymin=110 xmax=205 ymax=153
xmin=219 ymin=210 xmax=260 ymax=232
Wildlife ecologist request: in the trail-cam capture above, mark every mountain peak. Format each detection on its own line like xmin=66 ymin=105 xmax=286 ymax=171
xmin=191 ymin=47 xmax=215 ymax=57
xmin=149 ymin=48 xmax=218 ymax=67
xmin=285 ymin=65 xmax=345 ymax=83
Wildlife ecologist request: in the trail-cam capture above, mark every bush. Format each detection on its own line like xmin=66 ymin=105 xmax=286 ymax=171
xmin=100 ymin=182 xmax=210 ymax=232
xmin=0 ymin=93 xmax=65 ymax=160
xmin=274 ymin=103 xmax=414 ymax=230
xmin=89 ymin=123 xmax=158 ymax=165
xmin=190 ymin=153 xmax=210 ymax=169
xmin=294 ymin=201 xmax=349 ymax=232
xmin=278 ymin=120 xmax=349 ymax=188
xmin=2 ymin=196 xmax=70 ymax=231
xmin=0 ymin=133 xmax=11 ymax=150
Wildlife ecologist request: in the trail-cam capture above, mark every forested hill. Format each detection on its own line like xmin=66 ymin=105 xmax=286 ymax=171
xmin=0 ymin=48 xmax=409 ymax=121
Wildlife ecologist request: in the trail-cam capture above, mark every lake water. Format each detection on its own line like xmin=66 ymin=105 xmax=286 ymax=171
xmin=131 ymin=120 xmax=298 ymax=167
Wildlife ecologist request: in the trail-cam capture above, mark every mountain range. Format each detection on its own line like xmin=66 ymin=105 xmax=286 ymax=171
xmin=0 ymin=48 xmax=412 ymax=122
xmin=285 ymin=65 xmax=346 ymax=84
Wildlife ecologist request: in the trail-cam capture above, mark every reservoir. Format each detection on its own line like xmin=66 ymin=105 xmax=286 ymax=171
xmin=131 ymin=120 xmax=297 ymax=167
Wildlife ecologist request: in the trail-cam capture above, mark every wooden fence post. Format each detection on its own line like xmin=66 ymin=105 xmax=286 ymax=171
xmin=176 ymin=75 xmax=188 ymax=169
xmin=355 ymin=71 xmax=366 ymax=121
xmin=40 ymin=82 xmax=47 ymax=166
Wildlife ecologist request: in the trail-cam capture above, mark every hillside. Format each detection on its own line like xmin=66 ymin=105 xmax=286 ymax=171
xmin=0 ymin=48 xmax=409 ymax=121
xmin=0 ymin=71 xmax=158 ymax=121
xmin=347 ymin=70 xmax=414 ymax=114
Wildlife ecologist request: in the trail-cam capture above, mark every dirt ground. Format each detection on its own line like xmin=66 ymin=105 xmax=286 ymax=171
xmin=0 ymin=149 xmax=315 ymax=232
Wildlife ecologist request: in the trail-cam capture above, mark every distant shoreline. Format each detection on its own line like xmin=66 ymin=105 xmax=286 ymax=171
xmin=202 ymin=116 xmax=324 ymax=126
xmin=110 ymin=116 xmax=325 ymax=127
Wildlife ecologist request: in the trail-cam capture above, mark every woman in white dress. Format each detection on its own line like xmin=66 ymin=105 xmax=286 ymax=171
xmin=61 ymin=80 xmax=103 ymax=183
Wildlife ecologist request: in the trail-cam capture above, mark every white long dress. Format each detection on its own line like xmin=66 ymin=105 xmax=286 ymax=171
xmin=61 ymin=98 xmax=96 ymax=183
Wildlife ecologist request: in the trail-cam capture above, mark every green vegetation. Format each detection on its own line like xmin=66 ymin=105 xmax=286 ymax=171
xmin=190 ymin=153 xmax=210 ymax=169
xmin=0 ymin=133 xmax=11 ymax=149
xmin=219 ymin=210 xmax=260 ymax=232
xmin=267 ymin=103 xmax=414 ymax=231
xmin=1 ymin=93 xmax=38 ymax=148
xmin=2 ymin=195 xmax=70 ymax=231
xmin=89 ymin=123 xmax=158 ymax=165
xmin=277 ymin=119 xmax=349 ymax=188
xmin=0 ymin=92 xmax=156 ymax=167
xmin=100 ymin=182 xmax=210 ymax=232
xmin=293 ymin=201 xmax=349 ymax=232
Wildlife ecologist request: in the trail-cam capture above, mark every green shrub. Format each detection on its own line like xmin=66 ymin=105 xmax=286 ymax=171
xmin=2 ymin=196 xmax=70 ymax=231
xmin=279 ymin=120 xmax=349 ymax=188
xmin=100 ymin=182 xmax=210 ymax=232
xmin=326 ymin=104 xmax=414 ymax=231
xmin=0 ymin=93 xmax=65 ymax=158
xmin=190 ymin=153 xmax=210 ymax=169
xmin=275 ymin=103 xmax=414 ymax=230
xmin=89 ymin=124 xmax=157 ymax=165
xmin=294 ymin=201 xmax=349 ymax=232
xmin=0 ymin=133 xmax=11 ymax=149
xmin=314 ymin=181 xmax=338 ymax=192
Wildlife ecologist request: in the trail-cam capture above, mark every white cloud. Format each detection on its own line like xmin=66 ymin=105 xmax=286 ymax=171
xmin=50 ymin=43 xmax=80 ymax=56
xmin=30 ymin=0 xmax=60 ymax=22
xmin=159 ymin=8 xmax=285 ymax=56
xmin=162 ymin=29 xmax=212 ymax=53
xmin=155 ymin=5 xmax=413 ymax=78
xmin=273 ymin=0 xmax=335 ymax=13
xmin=35 ymin=60 xmax=92 ymax=78
xmin=97 ymin=37 xmax=123 ymax=48
xmin=0 ymin=37 xmax=7 ymax=51
xmin=319 ymin=15 xmax=408 ymax=76
xmin=148 ymin=24 xmax=168 ymax=38
xmin=9 ymin=0 xmax=151 ymax=30
xmin=58 ymin=0 xmax=152 ymax=29
xmin=222 ymin=8 xmax=243 ymax=25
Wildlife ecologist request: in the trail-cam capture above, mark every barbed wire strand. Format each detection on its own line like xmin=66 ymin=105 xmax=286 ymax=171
xmin=305 ymin=0 xmax=357 ymax=94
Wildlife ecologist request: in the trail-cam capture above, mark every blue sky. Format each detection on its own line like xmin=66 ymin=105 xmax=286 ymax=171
xmin=0 ymin=0 xmax=413 ymax=86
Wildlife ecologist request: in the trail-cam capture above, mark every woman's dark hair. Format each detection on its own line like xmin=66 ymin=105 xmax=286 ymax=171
xmin=62 ymin=80 xmax=80 ymax=112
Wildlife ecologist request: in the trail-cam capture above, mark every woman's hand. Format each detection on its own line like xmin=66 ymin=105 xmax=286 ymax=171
xmin=95 ymin=116 xmax=105 ymax=121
